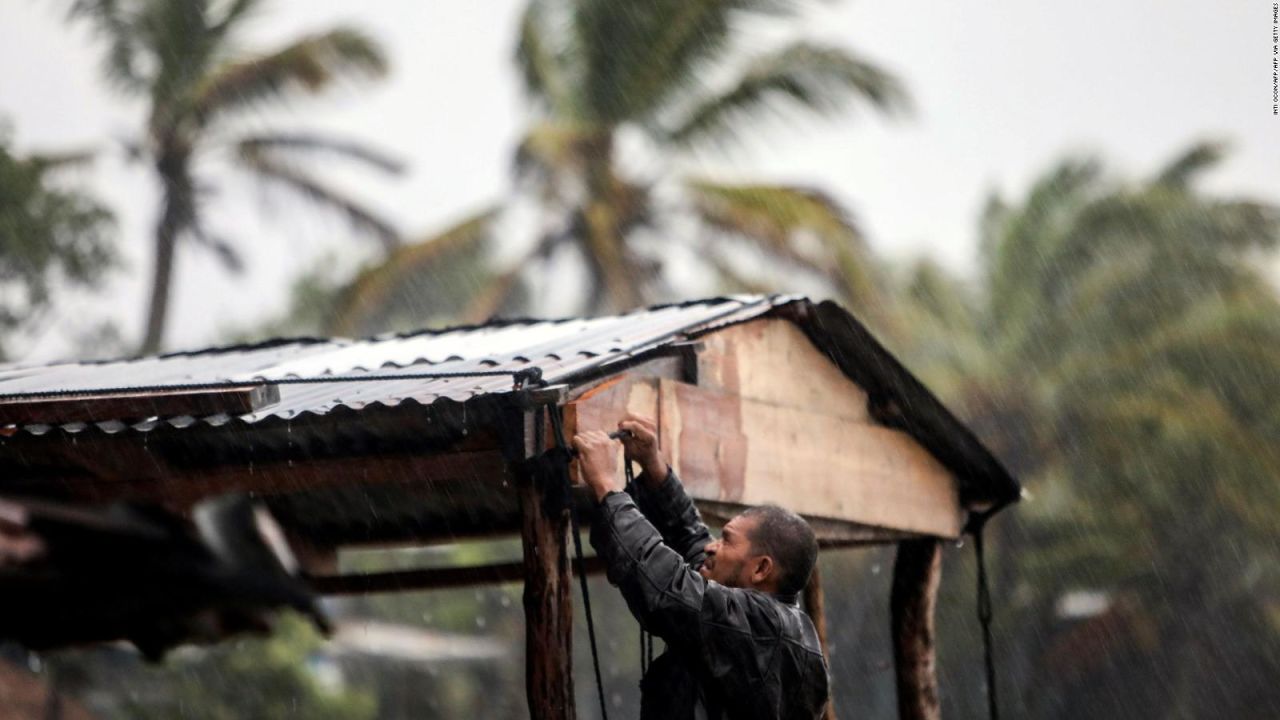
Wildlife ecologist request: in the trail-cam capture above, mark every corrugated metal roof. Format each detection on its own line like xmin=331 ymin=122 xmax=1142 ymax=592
xmin=0 ymin=295 xmax=796 ymax=436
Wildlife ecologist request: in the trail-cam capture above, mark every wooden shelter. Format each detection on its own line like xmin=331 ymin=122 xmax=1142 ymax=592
xmin=0 ymin=295 xmax=1018 ymax=719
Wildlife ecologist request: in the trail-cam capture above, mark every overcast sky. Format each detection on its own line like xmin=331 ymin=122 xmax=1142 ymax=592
xmin=1 ymin=0 xmax=1276 ymax=359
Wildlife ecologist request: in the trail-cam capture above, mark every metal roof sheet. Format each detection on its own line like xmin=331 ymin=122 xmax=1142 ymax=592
xmin=0 ymin=294 xmax=1022 ymax=510
xmin=0 ymin=295 xmax=796 ymax=435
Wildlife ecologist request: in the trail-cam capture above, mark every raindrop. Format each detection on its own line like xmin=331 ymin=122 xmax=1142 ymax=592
xmin=871 ymin=564 xmax=881 ymax=575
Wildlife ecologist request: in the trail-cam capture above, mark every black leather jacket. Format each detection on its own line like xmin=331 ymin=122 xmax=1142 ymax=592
xmin=590 ymin=469 xmax=830 ymax=720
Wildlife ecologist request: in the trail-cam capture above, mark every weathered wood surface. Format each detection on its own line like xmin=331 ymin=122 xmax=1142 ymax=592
xmin=562 ymin=318 xmax=963 ymax=538
xmin=660 ymin=379 xmax=962 ymax=537
xmin=803 ymin=564 xmax=838 ymax=720
xmin=891 ymin=538 xmax=942 ymax=720
xmin=0 ymin=384 xmax=279 ymax=425
xmin=696 ymin=319 xmax=871 ymax=423
xmin=563 ymin=375 xmax=659 ymax=485
xmin=520 ymin=411 xmax=575 ymax=720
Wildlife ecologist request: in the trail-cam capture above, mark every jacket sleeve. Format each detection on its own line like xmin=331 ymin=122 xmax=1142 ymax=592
xmin=590 ymin=491 xmax=757 ymax=659
xmin=626 ymin=467 xmax=712 ymax=569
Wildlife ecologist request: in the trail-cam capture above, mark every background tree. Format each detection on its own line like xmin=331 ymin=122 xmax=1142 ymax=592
xmin=891 ymin=142 xmax=1280 ymax=718
xmin=0 ymin=121 xmax=116 ymax=359
xmin=68 ymin=0 xmax=403 ymax=354
xmin=115 ymin=614 xmax=377 ymax=720
xmin=326 ymin=0 xmax=908 ymax=335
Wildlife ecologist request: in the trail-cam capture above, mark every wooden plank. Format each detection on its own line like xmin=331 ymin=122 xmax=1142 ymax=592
xmin=30 ymin=450 xmax=510 ymax=509
xmin=695 ymin=500 xmax=921 ymax=547
xmin=519 ymin=409 xmax=575 ymax=720
xmin=0 ymin=384 xmax=280 ymax=425
xmin=562 ymin=375 xmax=660 ymax=486
xmin=696 ymin=319 xmax=871 ymax=423
xmin=660 ymin=379 xmax=962 ymax=538
xmin=891 ymin=538 xmax=942 ymax=720
xmin=310 ymin=556 xmax=606 ymax=595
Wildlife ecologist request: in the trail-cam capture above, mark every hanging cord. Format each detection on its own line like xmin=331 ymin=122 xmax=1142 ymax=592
xmin=546 ymin=405 xmax=610 ymax=720
xmin=972 ymin=513 xmax=1000 ymax=720
xmin=621 ymin=455 xmax=657 ymax=675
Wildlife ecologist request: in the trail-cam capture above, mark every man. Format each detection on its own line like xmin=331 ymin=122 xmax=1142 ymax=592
xmin=573 ymin=414 xmax=830 ymax=720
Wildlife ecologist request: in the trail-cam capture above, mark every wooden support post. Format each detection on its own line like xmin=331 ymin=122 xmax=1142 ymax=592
xmin=519 ymin=410 xmax=576 ymax=720
xmin=803 ymin=564 xmax=837 ymax=720
xmin=891 ymin=538 xmax=943 ymax=720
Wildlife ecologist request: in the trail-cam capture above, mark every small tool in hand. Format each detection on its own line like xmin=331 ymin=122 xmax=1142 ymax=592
xmin=569 ymin=428 xmax=632 ymax=458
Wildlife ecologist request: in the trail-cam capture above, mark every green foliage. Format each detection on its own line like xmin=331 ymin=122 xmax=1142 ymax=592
xmin=0 ymin=126 xmax=116 ymax=358
xmin=121 ymin=614 xmax=376 ymax=720
xmin=899 ymin=141 xmax=1280 ymax=717
xmin=67 ymin=0 xmax=399 ymax=353
xmin=329 ymin=0 xmax=908 ymax=334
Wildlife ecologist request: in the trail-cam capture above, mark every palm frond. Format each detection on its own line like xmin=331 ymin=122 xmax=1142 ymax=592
xmin=664 ymin=42 xmax=910 ymax=149
xmin=686 ymin=179 xmax=876 ymax=299
xmin=68 ymin=0 xmax=147 ymax=91
xmin=192 ymin=28 xmax=387 ymax=126
xmin=329 ymin=209 xmax=498 ymax=335
xmin=1154 ymin=140 xmax=1225 ymax=189
xmin=513 ymin=122 xmax=587 ymax=191
xmin=457 ymin=263 xmax=530 ymax=324
xmin=515 ymin=0 xmax=573 ymax=114
xmin=236 ymin=139 xmax=399 ymax=251
xmin=208 ymin=0 xmax=261 ymax=40
xmin=237 ymin=133 xmax=404 ymax=174
xmin=703 ymin=251 xmax=778 ymax=295
xmin=23 ymin=149 xmax=98 ymax=174
xmin=575 ymin=0 xmax=801 ymax=124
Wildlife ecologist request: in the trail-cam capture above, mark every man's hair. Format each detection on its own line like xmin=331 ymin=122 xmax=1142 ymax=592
xmin=740 ymin=505 xmax=818 ymax=596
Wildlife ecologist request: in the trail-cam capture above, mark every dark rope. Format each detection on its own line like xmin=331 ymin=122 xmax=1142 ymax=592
xmin=973 ymin=515 xmax=1000 ymax=720
xmin=547 ymin=405 xmax=609 ymax=720
xmin=622 ymin=454 xmax=657 ymax=676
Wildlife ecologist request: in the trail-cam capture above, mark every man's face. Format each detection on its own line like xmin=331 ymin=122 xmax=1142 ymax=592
xmin=699 ymin=514 xmax=762 ymax=588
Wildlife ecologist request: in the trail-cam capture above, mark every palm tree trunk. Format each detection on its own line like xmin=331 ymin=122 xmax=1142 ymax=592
xmin=580 ymin=132 xmax=641 ymax=312
xmin=139 ymin=153 xmax=191 ymax=355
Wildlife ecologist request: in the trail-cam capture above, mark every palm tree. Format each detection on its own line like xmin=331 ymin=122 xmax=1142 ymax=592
xmin=69 ymin=0 xmax=402 ymax=354
xmin=896 ymin=143 xmax=1280 ymax=718
xmin=329 ymin=0 xmax=908 ymax=334
xmin=0 ymin=124 xmax=116 ymax=358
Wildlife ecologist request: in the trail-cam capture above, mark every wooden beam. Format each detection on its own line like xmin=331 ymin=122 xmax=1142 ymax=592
xmin=695 ymin=499 xmax=924 ymax=547
xmin=0 ymin=384 xmax=280 ymax=425
xmin=803 ymin=564 xmax=837 ymax=720
xmin=891 ymin=538 xmax=942 ymax=720
xmin=19 ymin=450 xmax=509 ymax=508
xmin=519 ymin=410 xmax=575 ymax=720
xmin=310 ymin=556 xmax=606 ymax=595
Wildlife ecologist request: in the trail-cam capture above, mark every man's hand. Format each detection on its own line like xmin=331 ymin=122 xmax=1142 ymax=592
xmin=572 ymin=430 xmax=622 ymax=503
xmin=617 ymin=414 xmax=668 ymax=486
